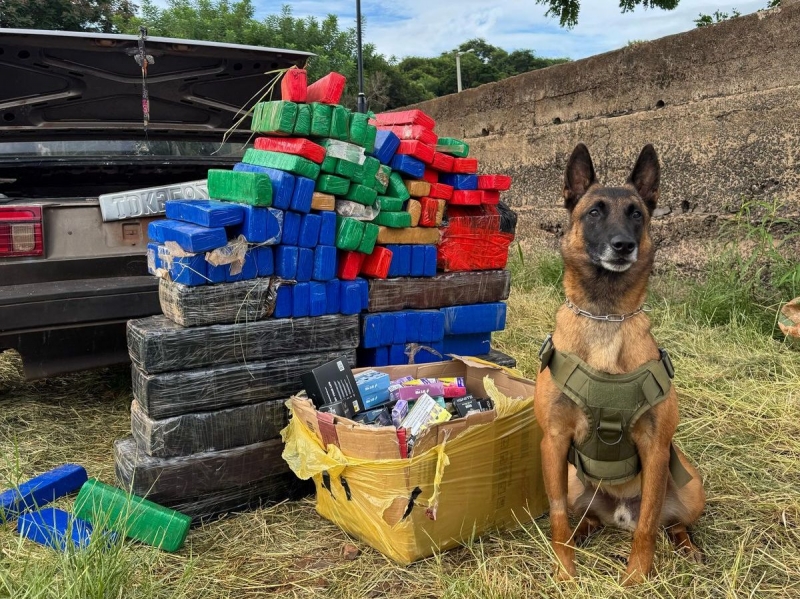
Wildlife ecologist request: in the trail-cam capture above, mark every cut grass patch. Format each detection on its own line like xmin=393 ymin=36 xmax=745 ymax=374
xmin=1 ymin=247 xmax=799 ymax=598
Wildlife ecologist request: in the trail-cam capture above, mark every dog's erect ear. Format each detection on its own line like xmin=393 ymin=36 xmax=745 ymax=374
xmin=628 ymin=144 xmax=660 ymax=213
xmin=563 ymin=143 xmax=597 ymax=211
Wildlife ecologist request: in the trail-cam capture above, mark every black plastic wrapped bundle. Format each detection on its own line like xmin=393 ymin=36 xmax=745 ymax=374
xmin=132 ymin=350 xmax=357 ymax=420
xmin=497 ymin=201 xmax=518 ymax=235
xmin=127 ymin=314 xmax=360 ymax=374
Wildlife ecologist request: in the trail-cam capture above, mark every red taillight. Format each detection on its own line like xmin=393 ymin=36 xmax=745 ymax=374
xmin=0 ymin=206 xmax=44 ymax=257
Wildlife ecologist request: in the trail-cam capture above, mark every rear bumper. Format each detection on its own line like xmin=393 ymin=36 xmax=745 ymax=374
xmin=0 ymin=276 xmax=160 ymax=379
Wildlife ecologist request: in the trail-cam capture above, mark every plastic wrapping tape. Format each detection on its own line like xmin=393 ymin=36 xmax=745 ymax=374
xmin=130 ymin=398 xmax=287 ymax=458
xmin=367 ymin=270 xmax=511 ymax=312
xmin=158 ymin=277 xmax=278 ymax=327
xmin=132 ymin=350 xmax=357 ymax=420
xmin=336 ymin=199 xmax=381 ymax=221
xmin=127 ymin=313 xmax=359 ymax=374
xmin=114 ymin=436 xmax=290 ymax=504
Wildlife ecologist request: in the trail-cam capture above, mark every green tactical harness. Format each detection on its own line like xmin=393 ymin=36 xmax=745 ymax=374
xmin=539 ymin=335 xmax=692 ymax=488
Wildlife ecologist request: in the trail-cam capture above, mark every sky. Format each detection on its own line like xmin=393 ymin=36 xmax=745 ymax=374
xmin=251 ymin=0 xmax=767 ymax=60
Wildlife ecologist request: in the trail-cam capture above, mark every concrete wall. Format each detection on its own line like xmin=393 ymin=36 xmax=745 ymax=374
xmin=410 ymin=2 xmax=800 ymax=271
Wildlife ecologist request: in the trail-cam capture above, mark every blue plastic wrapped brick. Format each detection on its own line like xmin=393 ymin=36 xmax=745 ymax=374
xmin=298 ymin=213 xmax=322 ymax=248
xmin=423 ymin=245 xmax=437 ymax=277
xmin=390 ymin=154 xmax=425 ymax=179
xmin=255 ymin=246 xmax=274 ymax=277
xmin=358 ymin=346 xmax=389 ymax=367
xmin=389 ymin=344 xmax=407 ymax=366
xmin=340 ymin=280 xmax=362 ymax=315
xmin=296 ymin=247 xmax=313 ymax=282
xmin=276 ymin=246 xmax=299 ymax=280
xmin=442 ymin=333 xmax=492 ymax=356
xmin=158 ymin=245 xmax=207 ymax=286
xmin=17 ymin=508 xmax=97 ymax=551
xmin=165 ymin=200 xmax=244 ymax=228
xmin=309 ymin=282 xmax=327 ymax=317
xmin=411 ymin=341 xmax=445 ymax=364
xmin=393 ymin=312 xmax=407 ymax=344
xmin=357 ymin=278 xmax=369 ymax=311
xmin=148 ymin=219 xmax=227 ymax=253
xmin=439 ymin=173 xmax=478 ymax=190
xmin=293 ymin=282 xmax=310 ymax=317
xmin=313 ymin=245 xmax=337 ymax=281
xmin=282 ymin=211 xmax=301 ymax=246
xmin=233 ymin=163 xmax=296 ymax=210
xmin=410 ymin=246 xmax=426 ymax=277
xmin=226 ymin=249 xmax=258 ymax=282
xmin=274 ymin=284 xmax=293 ymax=318
xmin=418 ymin=310 xmax=445 ymax=343
xmin=318 ymin=211 xmax=337 ymax=246
xmin=291 ymin=176 xmax=315 ymax=213
xmin=231 ymin=206 xmax=283 ymax=244
xmin=369 ymin=130 xmax=400 ymax=165
xmin=441 ymin=302 xmax=507 ymax=334
xmin=1 ymin=464 xmax=87 ymax=521
xmin=380 ymin=313 xmax=395 ymax=347
xmin=386 ymin=245 xmax=411 ymax=277
xmin=325 ymin=279 xmax=341 ymax=314
xmin=362 ymin=314 xmax=381 ymax=349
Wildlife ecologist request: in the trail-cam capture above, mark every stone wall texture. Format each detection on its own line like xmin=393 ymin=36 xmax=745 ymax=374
xmin=409 ymin=2 xmax=800 ymax=271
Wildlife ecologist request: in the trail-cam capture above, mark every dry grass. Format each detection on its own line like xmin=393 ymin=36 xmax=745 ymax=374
xmin=1 ymin=249 xmax=800 ymax=598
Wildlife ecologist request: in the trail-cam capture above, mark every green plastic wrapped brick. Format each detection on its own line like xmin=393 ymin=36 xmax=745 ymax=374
xmin=310 ymin=103 xmax=333 ymax=137
xmin=358 ymin=222 xmax=379 ymax=254
xmin=350 ymin=163 xmax=365 ymax=185
xmin=207 ymin=169 xmax=272 ymax=206
xmin=363 ymin=124 xmax=377 ymax=154
xmin=316 ymin=174 xmax=350 ymax=196
xmin=321 ymin=155 xmax=338 ymax=174
xmin=293 ymin=104 xmax=312 ymax=136
xmin=373 ymin=164 xmax=391 ymax=194
xmin=243 ymin=149 xmax=321 ymax=180
xmin=330 ymin=105 xmax=350 ymax=141
xmin=345 ymin=184 xmax=378 ymax=206
xmin=336 ymin=216 xmax=365 ymax=251
xmin=386 ymin=172 xmax=411 ymax=201
xmin=251 ymin=101 xmax=297 ymax=134
xmin=335 ymin=159 xmax=357 ymax=179
xmin=349 ymin=112 xmax=369 ymax=146
xmin=363 ymin=157 xmax=381 ymax=182
xmin=436 ymin=137 xmax=470 ymax=158
xmin=374 ymin=210 xmax=412 ymax=228
xmin=74 ymin=479 xmax=191 ymax=552
xmin=378 ymin=196 xmax=404 ymax=212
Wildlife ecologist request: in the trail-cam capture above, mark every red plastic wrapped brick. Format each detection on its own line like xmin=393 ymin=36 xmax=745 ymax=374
xmin=482 ymin=190 xmax=501 ymax=205
xmin=377 ymin=124 xmax=438 ymax=146
xmin=419 ymin=197 xmax=439 ymax=227
xmin=477 ymin=174 xmax=512 ymax=191
xmin=281 ymin=67 xmax=308 ymax=102
xmin=431 ymin=152 xmax=455 ymax=172
xmin=338 ymin=251 xmax=366 ymax=280
xmin=439 ymin=206 xmax=512 ymax=271
xmin=254 ymin=137 xmax=326 ymax=164
xmin=446 ymin=205 xmax=501 ymax=232
xmin=373 ymin=110 xmax=435 ymax=131
xmin=360 ymin=246 xmax=393 ymax=279
xmin=396 ymin=140 xmax=435 ymax=164
xmin=429 ymin=182 xmax=454 ymax=200
xmin=307 ymin=72 xmax=347 ymax=104
xmin=450 ymin=190 xmax=484 ymax=206
xmin=452 ymin=158 xmax=479 ymax=174
xmin=422 ymin=169 xmax=438 ymax=184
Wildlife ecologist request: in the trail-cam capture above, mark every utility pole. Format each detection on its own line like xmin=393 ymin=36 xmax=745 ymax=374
xmin=456 ymin=49 xmax=474 ymax=93
xmin=356 ymin=0 xmax=366 ymax=113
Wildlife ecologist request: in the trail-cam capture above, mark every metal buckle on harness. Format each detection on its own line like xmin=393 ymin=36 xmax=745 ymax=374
xmin=660 ymin=348 xmax=675 ymax=379
xmin=539 ymin=334 xmax=555 ymax=370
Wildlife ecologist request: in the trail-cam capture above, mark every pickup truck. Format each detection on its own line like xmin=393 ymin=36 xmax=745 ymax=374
xmin=0 ymin=28 xmax=311 ymax=379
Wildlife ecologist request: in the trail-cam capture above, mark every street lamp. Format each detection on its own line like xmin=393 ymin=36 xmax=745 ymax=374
xmin=456 ymin=49 xmax=474 ymax=93
xmin=356 ymin=0 xmax=367 ymax=113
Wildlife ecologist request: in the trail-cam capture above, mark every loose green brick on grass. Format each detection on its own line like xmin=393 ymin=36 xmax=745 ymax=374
xmin=243 ymin=149 xmax=321 ymax=180
xmin=386 ymin=172 xmax=411 ymax=201
xmin=373 ymin=210 xmax=412 ymax=228
xmin=357 ymin=222 xmax=379 ymax=254
xmin=207 ymin=169 xmax=272 ymax=206
xmin=436 ymin=137 xmax=470 ymax=157
xmin=310 ymin=103 xmax=333 ymax=138
xmin=336 ymin=216 xmax=365 ymax=251
xmin=293 ymin=104 xmax=312 ymax=136
xmin=377 ymin=196 xmax=404 ymax=212
xmin=316 ymin=174 xmax=350 ymax=196
xmin=251 ymin=101 xmax=297 ymax=135
xmin=330 ymin=105 xmax=350 ymax=141
xmin=345 ymin=184 xmax=378 ymax=206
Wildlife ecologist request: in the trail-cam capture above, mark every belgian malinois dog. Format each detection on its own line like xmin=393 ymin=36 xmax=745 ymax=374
xmin=534 ymin=144 xmax=706 ymax=585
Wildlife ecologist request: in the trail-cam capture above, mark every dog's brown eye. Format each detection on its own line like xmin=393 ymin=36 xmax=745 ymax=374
xmin=589 ymin=208 xmax=601 ymax=217
xmin=632 ymin=210 xmax=643 ymax=219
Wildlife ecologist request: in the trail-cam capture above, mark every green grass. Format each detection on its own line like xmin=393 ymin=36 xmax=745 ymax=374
xmin=1 ymin=247 xmax=799 ymax=598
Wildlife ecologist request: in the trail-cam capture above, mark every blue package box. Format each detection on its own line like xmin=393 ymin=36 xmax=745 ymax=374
xmin=292 ymin=282 xmax=310 ymax=317
xmin=231 ymin=206 xmax=283 ymax=244
xmin=298 ymin=213 xmax=322 ymax=248
xmin=282 ymin=211 xmax=301 ymax=246
xmin=165 ymin=200 xmax=244 ymax=228
xmin=423 ymin=245 xmax=437 ymax=277
xmin=354 ymin=369 xmax=391 ymax=409
xmin=410 ymin=245 xmax=426 ymax=277
xmin=325 ymin=279 xmax=341 ymax=314
xmin=233 ymin=163 xmax=295 ymax=210
xmin=17 ymin=508 xmax=101 ymax=551
xmin=386 ymin=244 xmax=411 ymax=277
xmin=340 ymin=281 xmax=363 ymax=315
xmin=291 ymin=176 xmax=315 ymax=213
xmin=318 ymin=211 xmax=337 ymax=246
xmin=390 ymin=154 xmax=425 ymax=179
xmin=1 ymin=464 xmax=88 ymax=521
xmin=309 ymin=282 xmax=327 ymax=317
xmin=313 ymin=245 xmax=337 ymax=281
xmin=147 ymin=219 xmax=227 ymax=253
xmin=442 ymin=333 xmax=492 ymax=356
xmin=274 ymin=284 xmax=293 ymax=318
xmin=296 ymin=247 xmax=313 ymax=282
xmin=226 ymin=249 xmax=258 ymax=283
xmin=439 ymin=174 xmax=478 ymax=190
xmin=158 ymin=245 xmax=207 ymax=286
xmin=255 ymin=245 xmax=274 ymax=277
xmin=369 ymin=130 xmax=400 ymax=165
xmin=275 ymin=246 xmax=299 ymax=280
xmin=441 ymin=302 xmax=507 ymax=335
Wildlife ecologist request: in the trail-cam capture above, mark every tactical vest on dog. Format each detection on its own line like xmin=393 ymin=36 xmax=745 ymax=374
xmin=539 ymin=335 xmax=692 ymax=487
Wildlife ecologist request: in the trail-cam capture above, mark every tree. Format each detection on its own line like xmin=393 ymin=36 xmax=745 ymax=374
xmin=0 ymin=0 xmax=137 ymax=32
xmin=535 ymin=0 xmax=680 ymax=28
xmin=694 ymin=9 xmax=741 ymax=27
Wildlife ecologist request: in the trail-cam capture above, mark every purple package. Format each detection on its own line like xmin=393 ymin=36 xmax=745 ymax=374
xmin=388 ymin=376 xmax=414 ymax=395
xmin=392 ymin=382 xmax=445 ymax=402
xmin=391 ymin=400 xmax=409 ymax=428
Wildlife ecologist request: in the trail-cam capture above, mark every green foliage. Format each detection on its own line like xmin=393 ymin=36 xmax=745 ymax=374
xmin=0 ymin=0 xmax=137 ymax=32
xmin=694 ymin=8 xmax=741 ymax=27
xmin=535 ymin=0 xmax=680 ymax=28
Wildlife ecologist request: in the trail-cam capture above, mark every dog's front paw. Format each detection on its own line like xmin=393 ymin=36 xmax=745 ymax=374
xmin=554 ymin=563 xmax=577 ymax=583
xmin=622 ymin=562 xmax=649 ymax=587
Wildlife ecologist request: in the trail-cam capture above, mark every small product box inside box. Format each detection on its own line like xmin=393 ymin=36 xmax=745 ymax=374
xmin=281 ymin=357 xmax=548 ymax=565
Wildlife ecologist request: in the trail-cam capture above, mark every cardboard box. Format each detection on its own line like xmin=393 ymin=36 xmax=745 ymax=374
xmin=281 ymin=357 xmax=547 ymax=565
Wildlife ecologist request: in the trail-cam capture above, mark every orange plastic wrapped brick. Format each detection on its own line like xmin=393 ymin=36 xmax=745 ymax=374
xmin=254 ymin=137 xmax=326 ymax=164
xmin=452 ymin=158 xmax=479 ymax=174
xmin=376 ymin=124 xmax=438 ymax=146
xmin=431 ymin=152 xmax=455 ymax=172
xmin=429 ymin=182 xmax=453 ymax=200
xmin=361 ymin=246 xmax=393 ymax=279
xmin=404 ymin=180 xmax=431 ymax=198
xmin=482 ymin=190 xmax=501 ymax=205
xmin=338 ymin=251 xmax=366 ymax=280
xmin=419 ymin=196 xmax=439 ymax=227
xmin=396 ymin=139 xmax=435 ymax=164
xmin=406 ymin=199 xmax=422 ymax=227
xmin=450 ymin=190 xmax=484 ymax=206
xmin=281 ymin=67 xmax=308 ymax=102
xmin=373 ymin=110 xmax=435 ymax=131
xmin=477 ymin=175 xmax=512 ymax=191
xmin=307 ymin=72 xmax=347 ymax=104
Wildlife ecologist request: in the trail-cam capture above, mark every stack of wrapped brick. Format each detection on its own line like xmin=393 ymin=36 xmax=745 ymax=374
xmin=355 ymin=109 xmax=517 ymax=366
